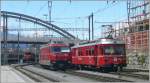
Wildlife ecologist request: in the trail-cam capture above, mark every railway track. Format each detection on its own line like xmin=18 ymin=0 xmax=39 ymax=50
xmin=62 ymin=70 xmax=132 ymax=82
xmin=13 ymin=65 xmax=60 ymax=82
xmin=33 ymin=64 xmax=132 ymax=82
xmin=109 ymin=72 xmax=149 ymax=80
xmin=72 ymin=66 xmax=149 ymax=80
xmin=122 ymin=69 xmax=149 ymax=72
xmin=13 ymin=64 xmax=149 ymax=82
xmin=66 ymin=66 xmax=149 ymax=81
xmin=15 ymin=64 xmax=97 ymax=82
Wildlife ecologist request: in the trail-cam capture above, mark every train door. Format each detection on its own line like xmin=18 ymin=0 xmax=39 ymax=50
xmin=88 ymin=46 xmax=96 ymax=66
xmin=96 ymin=45 xmax=104 ymax=67
xmin=94 ymin=45 xmax=98 ymax=66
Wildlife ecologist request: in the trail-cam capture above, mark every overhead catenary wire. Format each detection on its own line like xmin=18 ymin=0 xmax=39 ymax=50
xmin=23 ymin=1 xmax=30 ymax=13
xmin=52 ymin=2 xmax=119 ymax=40
xmin=20 ymin=0 xmax=118 ymax=21
xmin=52 ymin=1 xmax=119 ymax=20
xmin=34 ymin=2 xmax=48 ymax=17
xmin=92 ymin=1 xmax=119 ymax=15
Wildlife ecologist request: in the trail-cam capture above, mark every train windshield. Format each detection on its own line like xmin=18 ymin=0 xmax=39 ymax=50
xmin=103 ymin=46 xmax=125 ymax=55
xmin=51 ymin=47 xmax=70 ymax=53
xmin=25 ymin=52 xmax=31 ymax=55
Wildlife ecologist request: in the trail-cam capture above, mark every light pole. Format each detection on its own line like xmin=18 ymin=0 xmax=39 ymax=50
xmin=88 ymin=13 xmax=94 ymax=40
xmin=35 ymin=24 xmax=37 ymax=63
xmin=34 ymin=22 xmax=38 ymax=63
xmin=17 ymin=30 xmax=20 ymax=64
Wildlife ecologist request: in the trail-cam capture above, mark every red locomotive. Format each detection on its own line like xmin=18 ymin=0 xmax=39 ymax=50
xmin=71 ymin=38 xmax=126 ymax=72
xmin=39 ymin=43 xmax=71 ymax=70
xmin=23 ymin=52 xmax=35 ymax=63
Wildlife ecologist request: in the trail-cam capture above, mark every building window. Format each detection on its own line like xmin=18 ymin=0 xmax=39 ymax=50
xmin=138 ymin=26 xmax=144 ymax=31
xmin=145 ymin=24 xmax=149 ymax=31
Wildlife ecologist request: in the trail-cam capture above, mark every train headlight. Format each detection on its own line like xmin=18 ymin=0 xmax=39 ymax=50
xmin=52 ymin=61 xmax=56 ymax=63
xmin=68 ymin=61 xmax=71 ymax=63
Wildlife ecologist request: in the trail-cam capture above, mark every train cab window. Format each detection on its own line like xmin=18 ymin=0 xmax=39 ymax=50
xmin=51 ymin=47 xmax=70 ymax=53
xmin=51 ymin=47 xmax=61 ymax=52
xmin=103 ymin=46 xmax=125 ymax=55
xmin=61 ymin=47 xmax=70 ymax=52
xmin=104 ymin=46 xmax=115 ymax=55
xmin=115 ymin=46 xmax=125 ymax=55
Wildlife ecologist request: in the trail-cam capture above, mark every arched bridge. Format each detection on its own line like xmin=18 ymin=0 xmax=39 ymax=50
xmin=1 ymin=11 xmax=78 ymax=40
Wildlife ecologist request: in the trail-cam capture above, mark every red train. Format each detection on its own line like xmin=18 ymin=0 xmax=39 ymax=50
xmin=23 ymin=52 xmax=35 ymax=63
xmin=39 ymin=38 xmax=127 ymax=72
xmin=71 ymin=38 xmax=126 ymax=71
xmin=39 ymin=43 xmax=71 ymax=70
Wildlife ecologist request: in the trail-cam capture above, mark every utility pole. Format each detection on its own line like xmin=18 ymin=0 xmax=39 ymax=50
xmin=48 ymin=0 xmax=52 ymax=40
xmin=88 ymin=12 xmax=94 ymax=40
xmin=88 ymin=16 xmax=91 ymax=40
xmin=48 ymin=0 xmax=52 ymax=23
xmin=3 ymin=15 xmax=8 ymax=65
xmin=35 ymin=23 xmax=37 ymax=63
xmin=91 ymin=13 xmax=94 ymax=40
xmin=17 ymin=30 xmax=20 ymax=64
xmin=17 ymin=19 xmax=21 ymax=64
xmin=127 ymin=0 xmax=131 ymax=28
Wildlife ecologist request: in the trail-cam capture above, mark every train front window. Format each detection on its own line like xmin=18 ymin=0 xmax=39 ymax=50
xmin=51 ymin=47 xmax=70 ymax=52
xmin=51 ymin=47 xmax=61 ymax=52
xmin=103 ymin=46 xmax=125 ymax=55
xmin=104 ymin=46 xmax=115 ymax=54
xmin=115 ymin=47 xmax=125 ymax=55
xmin=61 ymin=47 xmax=70 ymax=52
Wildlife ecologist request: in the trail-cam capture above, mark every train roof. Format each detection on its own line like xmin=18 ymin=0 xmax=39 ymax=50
xmin=72 ymin=38 xmax=125 ymax=48
xmin=40 ymin=43 xmax=68 ymax=49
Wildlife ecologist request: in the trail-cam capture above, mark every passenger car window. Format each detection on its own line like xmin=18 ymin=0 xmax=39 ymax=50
xmin=78 ymin=48 xmax=82 ymax=56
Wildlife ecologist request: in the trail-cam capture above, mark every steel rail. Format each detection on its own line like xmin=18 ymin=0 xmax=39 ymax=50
xmin=13 ymin=65 xmax=60 ymax=82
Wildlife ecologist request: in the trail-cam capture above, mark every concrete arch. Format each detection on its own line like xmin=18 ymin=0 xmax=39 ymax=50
xmin=1 ymin=11 xmax=77 ymax=40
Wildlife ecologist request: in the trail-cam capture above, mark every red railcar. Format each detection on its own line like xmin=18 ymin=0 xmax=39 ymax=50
xmin=71 ymin=38 xmax=127 ymax=71
xmin=39 ymin=43 xmax=71 ymax=70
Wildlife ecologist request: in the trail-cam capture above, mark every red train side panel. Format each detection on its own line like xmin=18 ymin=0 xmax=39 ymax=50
xmin=71 ymin=38 xmax=127 ymax=71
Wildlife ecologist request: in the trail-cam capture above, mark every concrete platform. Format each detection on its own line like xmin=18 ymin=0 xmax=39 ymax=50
xmin=1 ymin=65 xmax=34 ymax=83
